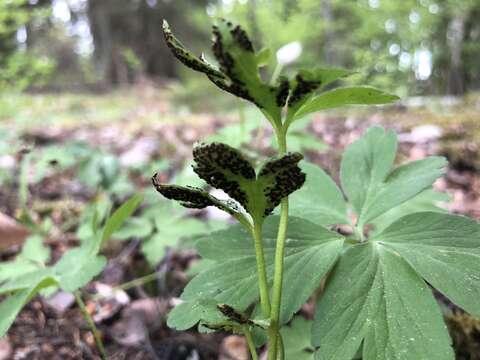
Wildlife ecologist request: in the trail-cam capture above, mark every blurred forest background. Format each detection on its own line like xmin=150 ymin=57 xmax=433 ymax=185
xmin=1 ymin=0 xmax=480 ymax=97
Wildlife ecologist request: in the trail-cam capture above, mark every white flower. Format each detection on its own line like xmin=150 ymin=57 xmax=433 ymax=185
xmin=276 ymin=41 xmax=303 ymax=65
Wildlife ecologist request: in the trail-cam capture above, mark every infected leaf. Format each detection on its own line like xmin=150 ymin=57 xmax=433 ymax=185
xmin=151 ymin=178 xmax=249 ymax=227
xmin=162 ymin=20 xmax=224 ymax=79
xmin=192 ymin=142 xmax=305 ymax=220
xmin=163 ymin=19 xmax=283 ymax=125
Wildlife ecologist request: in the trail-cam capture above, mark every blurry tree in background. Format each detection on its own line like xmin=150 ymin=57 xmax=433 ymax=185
xmin=86 ymin=0 xmax=210 ymax=85
xmin=0 ymin=0 xmax=54 ymax=91
xmin=214 ymin=0 xmax=480 ymax=96
xmin=0 ymin=0 xmax=478 ymax=95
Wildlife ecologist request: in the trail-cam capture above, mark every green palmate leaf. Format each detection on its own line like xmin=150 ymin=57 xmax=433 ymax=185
xmin=0 ymin=235 xmax=50 ymax=282
xmin=0 ymin=194 xmax=140 ymax=338
xmin=288 ymin=162 xmax=349 ymax=226
xmin=370 ymin=189 xmax=449 ymax=234
xmin=312 ymin=242 xmax=454 ymax=360
xmin=294 ymin=86 xmax=399 ymax=120
xmin=76 ymin=197 xmax=112 ymax=242
xmin=0 ymin=272 xmax=58 ymax=337
xmin=186 ymin=259 xmax=216 ymax=276
xmin=54 ymin=196 xmax=139 ymax=291
xmin=166 ymin=298 xmax=228 ymax=331
xmin=372 ymin=212 xmax=480 ymax=317
xmin=286 ymin=68 xmax=354 ymax=124
xmin=340 ymin=126 xmax=447 ymax=227
xmin=0 ymin=203 xmax=117 ymax=336
xmin=101 ymin=194 xmax=143 ymax=247
xmin=114 ymin=216 xmax=153 ymax=240
xmin=281 ymin=316 xmax=315 ymax=360
xmin=0 ymin=249 xmax=106 ymax=336
xmin=53 ymin=247 xmax=107 ymax=292
xmin=0 ymin=259 xmax=39 ymax=283
xmin=287 ymin=131 xmax=328 ymax=153
xmin=19 ymin=234 xmax=50 ymax=263
xmin=0 ymin=289 xmax=36 ymax=336
xmin=53 ymin=193 xmax=125 ymax=291
xmin=0 ymin=268 xmax=56 ymax=294
xmin=192 ymin=142 xmax=305 ymax=222
xmin=141 ymin=214 xmax=208 ymax=266
xmin=167 ymin=216 xmax=344 ymax=330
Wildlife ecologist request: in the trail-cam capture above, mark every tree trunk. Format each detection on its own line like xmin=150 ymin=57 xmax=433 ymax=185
xmin=446 ymin=14 xmax=465 ymax=95
xmin=321 ymin=0 xmax=336 ymax=65
xmin=87 ymin=0 xmax=114 ymax=85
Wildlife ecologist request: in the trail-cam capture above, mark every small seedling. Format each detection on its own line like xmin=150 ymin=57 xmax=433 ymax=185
xmin=154 ymin=19 xmax=480 ymax=360
xmin=0 ymin=194 xmax=143 ymax=359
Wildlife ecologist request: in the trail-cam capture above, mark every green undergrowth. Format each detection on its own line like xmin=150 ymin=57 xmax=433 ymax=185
xmin=0 ymin=88 xmax=215 ymax=129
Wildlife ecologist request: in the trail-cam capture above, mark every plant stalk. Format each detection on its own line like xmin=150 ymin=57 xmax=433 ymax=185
xmin=243 ymin=325 xmax=259 ymax=360
xmin=277 ymin=333 xmax=285 ymax=360
xmin=252 ymin=220 xmax=271 ymax=316
xmin=267 ymin=197 xmax=288 ymax=359
xmin=353 ymin=224 xmax=365 ymax=242
xmin=91 ymin=271 xmax=159 ymax=301
xmin=268 ymin=129 xmax=288 ymax=359
xmin=74 ymin=290 xmax=107 ymax=360
xmin=270 ymin=63 xmax=283 ymax=86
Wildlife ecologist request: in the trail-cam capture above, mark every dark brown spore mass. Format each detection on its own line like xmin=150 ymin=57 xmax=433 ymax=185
xmin=288 ymin=74 xmax=321 ymax=106
xmin=259 ymin=152 xmax=303 ymax=177
xmin=163 ymin=26 xmax=224 ymax=78
xmin=217 ymin=304 xmax=252 ymax=325
xmin=151 ymin=176 xmax=214 ymax=209
xmin=260 ymin=153 xmax=306 ymax=215
xmin=210 ymin=24 xmax=262 ymax=107
xmin=230 ymin=25 xmax=254 ymax=52
xmin=192 ymin=143 xmax=255 ymax=209
xmin=275 ymin=77 xmax=290 ymax=107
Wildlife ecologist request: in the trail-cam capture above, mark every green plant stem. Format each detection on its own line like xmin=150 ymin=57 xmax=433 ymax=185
xmin=277 ymin=333 xmax=285 ymax=360
xmin=270 ymin=63 xmax=283 ymax=86
xmin=276 ymin=129 xmax=287 ymax=155
xmin=91 ymin=271 xmax=159 ymax=301
xmin=267 ymin=197 xmax=288 ymax=360
xmin=74 ymin=290 xmax=107 ymax=360
xmin=243 ymin=325 xmax=259 ymax=360
xmin=268 ymin=129 xmax=288 ymax=360
xmin=354 ymin=223 xmax=365 ymax=242
xmin=19 ymin=153 xmax=31 ymax=211
xmin=252 ymin=220 xmax=271 ymax=316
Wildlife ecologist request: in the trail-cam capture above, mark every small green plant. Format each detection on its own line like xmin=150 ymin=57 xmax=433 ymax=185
xmin=155 ymin=19 xmax=480 ymax=360
xmin=0 ymin=194 xmax=143 ymax=359
xmin=115 ymin=199 xmax=225 ymax=266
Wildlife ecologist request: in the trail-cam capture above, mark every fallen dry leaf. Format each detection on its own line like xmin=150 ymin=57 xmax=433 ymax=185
xmin=0 ymin=336 xmax=12 ymax=360
xmin=220 ymin=335 xmax=248 ymax=360
xmin=0 ymin=212 xmax=30 ymax=251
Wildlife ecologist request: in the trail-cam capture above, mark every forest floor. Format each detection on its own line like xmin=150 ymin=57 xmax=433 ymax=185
xmin=0 ymin=85 xmax=479 ymax=359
